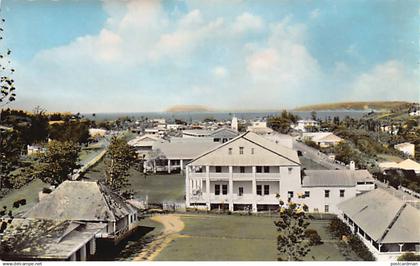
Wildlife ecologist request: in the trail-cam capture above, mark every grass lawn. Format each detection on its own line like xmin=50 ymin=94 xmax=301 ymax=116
xmin=154 ymin=214 xmax=361 ymax=261
xmin=84 ymin=160 xmax=185 ymax=203
xmin=0 ymin=179 xmax=50 ymax=216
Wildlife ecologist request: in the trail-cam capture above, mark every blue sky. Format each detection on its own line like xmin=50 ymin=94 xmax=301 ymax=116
xmin=1 ymin=0 xmax=419 ymax=112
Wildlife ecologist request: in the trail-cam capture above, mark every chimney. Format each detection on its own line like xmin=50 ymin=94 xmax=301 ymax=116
xmin=349 ymin=161 xmax=356 ymax=171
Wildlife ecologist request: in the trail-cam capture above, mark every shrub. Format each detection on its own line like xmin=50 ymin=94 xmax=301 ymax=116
xmin=398 ymin=253 xmax=420 ymax=261
xmin=328 ymin=217 xmax=351 ymax=238
xmin=348 ymin=236 xmax=375 ymax=261
xmin=305 ymin=229 xmax=322 ymax=245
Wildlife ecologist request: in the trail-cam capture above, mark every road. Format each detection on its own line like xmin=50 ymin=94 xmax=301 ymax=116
xmin=293 ymin=140 xmax=347 ymax=170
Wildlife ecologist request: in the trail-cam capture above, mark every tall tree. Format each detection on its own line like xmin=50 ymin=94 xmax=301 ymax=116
xmin=104 ymin=136 xmax=136 ymax=192
xmin=32 ymin=140 xmax=80 ymax=186
xmin=274 ymin=200 xmax=311 ymax=261
xmin=0 ymin=17 xmax=16 ymax=111
xmin=0 ymin=130 xmax=22 ymax=189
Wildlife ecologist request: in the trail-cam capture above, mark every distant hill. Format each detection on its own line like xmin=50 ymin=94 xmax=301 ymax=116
xmin=166 ymin=105 xmax=212 ymax=113
xmin=294 ymin=101 xmax=412 ymax=111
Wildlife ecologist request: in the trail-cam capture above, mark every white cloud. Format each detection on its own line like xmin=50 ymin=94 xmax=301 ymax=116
xmin=212 ymin=66 xmax=228 ymax=78
xmin=310 ymin=9 xmax=321 ymax=19
xmin=232 ymin=12 xmax=264 ymax=34
xmin=348 ymin=60 xmax=419 ymax=101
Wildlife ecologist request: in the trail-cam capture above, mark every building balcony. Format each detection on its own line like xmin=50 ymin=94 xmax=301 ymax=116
xmin=255 ymin=173 xmax=281 ymax=180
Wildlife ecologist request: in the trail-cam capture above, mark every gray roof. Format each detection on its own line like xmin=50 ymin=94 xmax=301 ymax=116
xmin=153 ymin=141 xmax=220 ymax=160
xmin=189 ymin=131 xmax=300 ymax=166
xmin=1 ymin=219 xmax=105 ymax=260
xmin=337 ymin=189 xmax=420 ymax=243
xmin=182 ymin=128 xmax=239 ymax=139
xmin=24 ymin=181 xmax=136 ymax=222
xmin=302 ymin=170 xmax=374 ymax=187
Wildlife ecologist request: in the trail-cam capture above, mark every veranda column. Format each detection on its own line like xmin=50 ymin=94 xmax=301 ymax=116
xmin=180 ymin=159 xmax=184 ymax=173
xmin=89 ymin=238 xmax=96 ymax=255
xmin=206 ymin=165 xmax=211 ymax=210
xmin=185 ymin=166 xmax=190 ymax=207
xmin=229 ymin=166 xmax=233 ymax=211
xmin=80 ymin=244 xmax=87 ymax=261
xmin=167 ymin=160 xmax=171 ymax=174
xmin=252 ymin=166 xmax=257 ymax=213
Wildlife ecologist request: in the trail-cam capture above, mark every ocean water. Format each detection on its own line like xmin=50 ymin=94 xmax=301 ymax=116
xmin=83 ymin=110 xmax=370 ymax=122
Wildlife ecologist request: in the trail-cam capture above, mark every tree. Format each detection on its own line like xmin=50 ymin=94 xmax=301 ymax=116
xmin=267 ymin=110 xmax=300 ymax=134
xmin=274 ymin=200 xmax=311 ymax=261
xmin=310 ymin=111 xmax=317 ymax=121
xmin=0 ymin=17 xmax=16 ymax=111
xmin=32 ymin=140 xmax=80 ymax=186
xmin=0 ymin=130 xmax=22 ymax=189
xmin=104 ymin=136 xmax=136 ymax=192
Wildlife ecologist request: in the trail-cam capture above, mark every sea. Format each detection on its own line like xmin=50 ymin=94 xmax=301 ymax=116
xmin=83 ymin=110 xmax=371 ymax=122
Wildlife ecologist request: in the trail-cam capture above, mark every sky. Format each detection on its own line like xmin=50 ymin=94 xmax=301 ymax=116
xmin=1 ymin=0 xmax=419 ymax=113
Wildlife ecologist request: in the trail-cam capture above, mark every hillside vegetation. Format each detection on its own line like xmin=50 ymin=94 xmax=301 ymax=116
xmin=294 ymin=101 xmax=412 ymax=111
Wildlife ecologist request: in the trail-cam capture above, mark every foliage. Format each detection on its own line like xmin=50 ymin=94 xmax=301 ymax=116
xmin=268 ymin=110 xmax=300 ymax=134
xmin=0 ymin=18 xmax=16 ymax=108
xmin=397 ymin=253 xmax=420 ymax=261
xmin=274 ymin=200 xmax=311 ymax=261
xmin=48 ymin=120 xmax=90 ymax=144
xmin=328 ymin=217 xmax=375 ymax=261
xmin=0 ymin=130 xmax=23 ymax=189
xmin=304 ymin=229 xmax=322 ymax=245
xmin=32 ymin=140 xmax=80 ymax=186
xmin=104 ymin=136 xmax=137 ymax=192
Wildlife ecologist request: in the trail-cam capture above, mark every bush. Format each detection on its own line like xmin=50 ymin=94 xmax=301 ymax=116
xmin=329 ymin=217 xmax=375 ymax=261
xmin=348 ymin=236 xmax=375 ymax=261
xmin=305 ymin=229 xmax=322 ymax=245
xmin=398 ymin=253 xmax=420 ymax=261
xmin=328 ymin=217 xmax=351 ymax=238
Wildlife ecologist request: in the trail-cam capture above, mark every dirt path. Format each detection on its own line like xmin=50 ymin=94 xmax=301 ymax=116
xmin=133 ymin=214 xmax=187 ymax=261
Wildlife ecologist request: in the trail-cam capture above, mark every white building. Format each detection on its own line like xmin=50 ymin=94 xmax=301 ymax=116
xmin=379 ymin=159 xmax=420 ymax=174
xmin=394 ymin=142 xmax=415 ymax=157
xmin=88 ymin=128 xmax=107 ymax=138
xmin=247 ymin=121 xmax=274 ymax=135
xmin=261 ymin=132 xmax=293 ymax=149
xmin=293 ymin=120 xmax=320 ymax=132
xmin=302 ymin=132 xmax=343 ymax=148
xmin=337 ymin=189 xmax=420 ymax=261
xmin=185 ymin=131 xmax=374 ymax=213
xmin=231 ymin=116 xmax=238 ymax=131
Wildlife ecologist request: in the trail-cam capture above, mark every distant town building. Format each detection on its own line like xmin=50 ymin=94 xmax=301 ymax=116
xmin=88 ymin=128 xmax=107 ymax=138
xmin=182 ymin=128 xmax=239 ymax=143
xmin=302 ymin=132 xmax=343 ymax=148
xmin=247 ymin=121 xmax=274 ymax=135
xmin=337 ymin=189 xmax=420 ymax=261
xmin=292 ymin=120 xmax=320 ymax=132
xmin=27 ymin=144 xmax=46 ymax=156
xmin=394 ymin=142 xmax=415 ymax=157
xmin=231 ymin=116 xmax=238 ymax=131
xmin=379 ymin=159 xmax=420 ymax=174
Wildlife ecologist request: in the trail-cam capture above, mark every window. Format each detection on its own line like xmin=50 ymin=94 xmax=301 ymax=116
xmin=340 ymin=189 xmax=345 ymax=197
xmin=228 ymin=148 xmax=232 ymax=155
xmin=222 ymin=184 xmax=228 ymax=195
xmin=251 ymin=148 xmax=255 ymax=154
xmin=215 ymin=184 xmax=220 ymax=195
xmin=264 ymin=185 xmax=270 ymax=195
xmin=239 ymin=147 xmax=244 ymax=155
xmin=288 ymin=191 xmax=294 ymax=199
xmin=216 ymin=166 xmax=222 ymax=173
xmin=288 ymin=167 xmax=293 ymax=174
xmin=304 ymin=191 xmax=310 ymax=198
xmin=240 ymin=166 xmax=245 ymax=173
xmin=239 ymin=187 xmax=244 ymax=196
xmin=257 ymin=185 xmax=262 ymax=195
xmin=256 ymin=166 xmax=262 ymax=173
xmin=264 ymin=166 xmax=270 ymax=173
xmin=214 ymin=138 xmax=220 ymax=142
xmin=324 ymin=205 xmax=329 ymax=213
xmin=324 ymin=190 xmax=330 ymax=198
